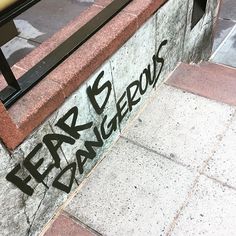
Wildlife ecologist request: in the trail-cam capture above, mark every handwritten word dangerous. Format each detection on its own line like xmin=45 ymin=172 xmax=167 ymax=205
xmin=6 ymin=40 xmax=168 ymax=196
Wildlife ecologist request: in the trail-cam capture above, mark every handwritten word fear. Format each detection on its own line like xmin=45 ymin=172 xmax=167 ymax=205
xmin=6 ymin=40 xmax=168 ymax=196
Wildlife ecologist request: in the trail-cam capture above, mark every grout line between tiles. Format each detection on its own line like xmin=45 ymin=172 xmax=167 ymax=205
xmin=165 ymin=174 xmax=201 ymax=236
xmin=199 ymin=110 xmax=236 ymax=174
xmin=121 ymin=136 xmax=193 ymax=171
xmin=201 ymin=173 xmax=236 ymax=192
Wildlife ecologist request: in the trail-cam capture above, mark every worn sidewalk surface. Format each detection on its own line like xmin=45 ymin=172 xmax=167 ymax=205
xmin=41 ymin=1 xmax=236 ymax=234
xmin=41 ymin=61 xmax=236 ymax=236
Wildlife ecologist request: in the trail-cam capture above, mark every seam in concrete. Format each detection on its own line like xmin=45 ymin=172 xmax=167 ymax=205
xmin=167 ymin=173 xmax=236 ymax=235
xmin=38 ymin=176 xmax=90 ymax=236
xmin=166 ymin=170 xmax=236 ymax=236
xmin=49 ymin=123 xmax=80 ymax=186
xmin=154 ymin=5 xmax=157 ymax=65
xmin=28 ymin=187 xmax=48 ymax=235
xmin=163 ymin=61 xmax=181 ymax=83
xmin=201 ymin=173 xmax=236 ymax=192
xmin=21 ymin=195 xmax=31 ymax=236
xmin=120 ymin=136 xmax=192 ymax=170
xmin=49 ymin=76 xmax=66 ymax=89
xmin=166 ymin=110 xmax=236 ymax=235
xmin=0 ymin=140 xmax=13 ymax=156
xmin=199 ymin=109 xmax=236 ymax=174
xmin=165 ymin=174 xmax=201 ymax=236
xmin=109 ymin=60 xmax=121 ymax=133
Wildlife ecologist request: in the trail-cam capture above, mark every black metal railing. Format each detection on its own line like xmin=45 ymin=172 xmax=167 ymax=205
xmin=0 ymin=0 xmax=132 ymax=108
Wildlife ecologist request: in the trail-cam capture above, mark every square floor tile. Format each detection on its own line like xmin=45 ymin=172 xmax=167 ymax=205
xmin=205 ymin=116 xmax=236 ymax=188
xmin=123 ymin=85 xmax=235 ymax=170
xmin=65 ymin=138 xmax=197 ymax=236
xmin=171 ymin=175 xmax=236 ymax=236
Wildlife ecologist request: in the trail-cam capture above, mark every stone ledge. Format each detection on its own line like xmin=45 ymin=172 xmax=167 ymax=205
xmin=0 ymin=0 xmax=167 ymax=150
xmin=166 ymin=62 xmax=236 ymax=106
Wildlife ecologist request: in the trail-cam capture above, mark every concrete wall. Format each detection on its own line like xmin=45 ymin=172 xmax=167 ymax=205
xmin=183 ymin=0 xmax=221 ymax=62
xmin=0 ymin=0 xmax=220 ymax=235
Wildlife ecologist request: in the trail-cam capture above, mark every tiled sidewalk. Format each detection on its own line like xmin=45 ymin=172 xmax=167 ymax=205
xmin=41 ymin=62 xmax=236 ymax=235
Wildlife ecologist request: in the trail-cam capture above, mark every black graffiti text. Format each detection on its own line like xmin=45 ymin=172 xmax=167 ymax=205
xmin=6 ymin=40 xmax=167 ymax=196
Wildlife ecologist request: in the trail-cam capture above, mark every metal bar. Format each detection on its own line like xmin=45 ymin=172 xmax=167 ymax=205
xmin=0 ymin=0 xmax=41 ymax=27
xmin=0 ymin=20 xmax=18 ymax=47
xmin=0 ymin=0 xmax=133 ymax=108
xmin=0 ymin=48 xmax=20 ymax=89
xmin=0 ymin=49 xmax=21 ymax=102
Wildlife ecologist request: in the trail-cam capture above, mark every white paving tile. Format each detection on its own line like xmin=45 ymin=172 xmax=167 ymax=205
xmin=123 ymin=85 xmax=235 ymax=170
xmin=171 ymin=175 xmax=236 ymax=236
xmin=205 ymin=116 xmax=236 ymax=188
xmin=65 ymin=138 xmax=197 ymax=236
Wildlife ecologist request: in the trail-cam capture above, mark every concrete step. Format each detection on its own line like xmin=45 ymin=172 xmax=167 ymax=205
xmin=167 ymin=62 xmax=236 ymax=106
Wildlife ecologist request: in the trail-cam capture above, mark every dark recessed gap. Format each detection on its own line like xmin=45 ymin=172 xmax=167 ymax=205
xmin=191 ymin=0 xmax=207 ymax=29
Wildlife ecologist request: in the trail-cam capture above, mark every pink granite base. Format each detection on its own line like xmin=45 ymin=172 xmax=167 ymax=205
xmin=167 ymin=62 xmax=236 ymax=106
